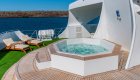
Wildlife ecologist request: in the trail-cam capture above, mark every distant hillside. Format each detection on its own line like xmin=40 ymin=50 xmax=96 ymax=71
xmin=0 ymin=11 xmax=68 ymax=18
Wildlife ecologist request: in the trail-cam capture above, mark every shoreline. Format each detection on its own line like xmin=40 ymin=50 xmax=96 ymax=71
xmin=0 ymin=11 xmax=68 ymax=18
xmin=0 ymin=16 xmax=68 ymax=18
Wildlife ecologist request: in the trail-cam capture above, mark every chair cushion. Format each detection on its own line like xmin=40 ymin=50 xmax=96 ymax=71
xmin=22 ymin=35 xmax=32 ymax=41
xmin=15 ymin=44 xmax=29 ymax=49
xmin=3 ymin=38 xmax=15 ymax=46
xmin=31 ymin=40 xmax=42 ymax=44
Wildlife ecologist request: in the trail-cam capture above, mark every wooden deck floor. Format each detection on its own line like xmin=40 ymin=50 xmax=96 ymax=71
xmin=3 ymin=46 xmax=140 ymax=80
xmin=19 ymin=50 xmax=140 ymax=80
xmin=20 ymin=67 xmax=140 ymax=80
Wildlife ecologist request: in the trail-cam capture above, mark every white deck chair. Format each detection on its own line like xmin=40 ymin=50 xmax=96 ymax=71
xmin=3 ymin=38 xmax=30 ymax=53
xmin=15 ymin=31 xmax=44 ymax=47
xmin=38 ymin=29 xmax=54 ymax=41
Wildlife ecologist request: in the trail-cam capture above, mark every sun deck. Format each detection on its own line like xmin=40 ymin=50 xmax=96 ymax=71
xmin=3 ymin=42 xmax=140 ymax=80
xmin=1 ymin=0 xmax=139 ymax=79
xmin=18 ymin=67 xmax=140 ymax=80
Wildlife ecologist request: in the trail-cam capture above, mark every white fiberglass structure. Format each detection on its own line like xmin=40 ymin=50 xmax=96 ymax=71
xmin=50 ymin=38 xmax=119 ymax=76
xmin=59 ymin=0 xmax=140 ymax=69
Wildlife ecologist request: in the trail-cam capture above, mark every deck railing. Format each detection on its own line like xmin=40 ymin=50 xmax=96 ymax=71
xmin=21 ymin=28 xmax=65 ymax=38
xmin=0 ymin=28 xmax=65 ymax=50
xmin=0 ymin=28 xmax=65 ymax=39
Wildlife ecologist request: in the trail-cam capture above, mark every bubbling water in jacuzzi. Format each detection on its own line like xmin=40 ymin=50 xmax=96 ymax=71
xmin=56 ymin=43 xmax=108 ymax=55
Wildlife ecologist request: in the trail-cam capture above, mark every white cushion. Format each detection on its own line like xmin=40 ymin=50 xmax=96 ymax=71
xmin=31 ymin=40 xmax=42 ymax=44
xmin=15 ymin=31 xmax=32 ymax=41
xmin=3 ymin=38 xmax=15 ymax=46
xmin=15 ymin=44 xmax=29 ymax=49
xmin=21 ymin=35 xmax=32 ymax=41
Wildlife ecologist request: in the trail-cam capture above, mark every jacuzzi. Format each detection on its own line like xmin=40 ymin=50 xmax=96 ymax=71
xmin=55 ymin=38 xmax=115 ymax=57
xmin=49 ymin=38 xmax=121 ymax=76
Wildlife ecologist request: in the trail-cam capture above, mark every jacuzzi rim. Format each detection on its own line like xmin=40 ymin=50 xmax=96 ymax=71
xmin=50 ymin=38 xmax=121 ymax=61
xmin=54 ymin=43 xmax=111 ymax=57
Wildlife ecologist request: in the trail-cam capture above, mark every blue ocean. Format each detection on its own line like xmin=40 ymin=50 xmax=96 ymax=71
xmin=0 ymin=17 xmax=68 ymax=36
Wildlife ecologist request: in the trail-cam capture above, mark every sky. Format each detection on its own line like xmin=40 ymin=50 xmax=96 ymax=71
xmin=0 ymin=0 xmax=75 ymax=11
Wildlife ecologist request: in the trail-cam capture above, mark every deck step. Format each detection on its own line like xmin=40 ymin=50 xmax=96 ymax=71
xmin=15 ymin=52 xmax=38 ymax=80
xmin=35 ymin=47 xmax=51 ymax=63
xmin=2 ymin=64 xmax=16 ymax=80
xmin=15 ymin=47 xmax=52 ymax=80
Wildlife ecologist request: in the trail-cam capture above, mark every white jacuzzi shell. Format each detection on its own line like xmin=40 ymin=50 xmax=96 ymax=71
xmin=51 ymin=54 xmax=118 ymax=76
xmin=50 ymin=38 xmax=121 ymax=76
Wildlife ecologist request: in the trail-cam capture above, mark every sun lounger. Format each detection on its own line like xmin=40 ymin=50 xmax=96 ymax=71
xmin=15 ymin=31 xmax=44 ymax=47
xmin=23 ymin=35 xmax=44 ymax=47
xmin=3 ymin=38 xmax=31 ymax=53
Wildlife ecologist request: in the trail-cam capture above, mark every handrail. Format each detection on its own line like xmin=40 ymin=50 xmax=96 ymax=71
xmin=15 ymin=52 xmax=39 ymax=80
xmin=0 ymin=28 xmax=65 ymax=50
xmin=0 ymin=28 xmax=65 ymax=38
